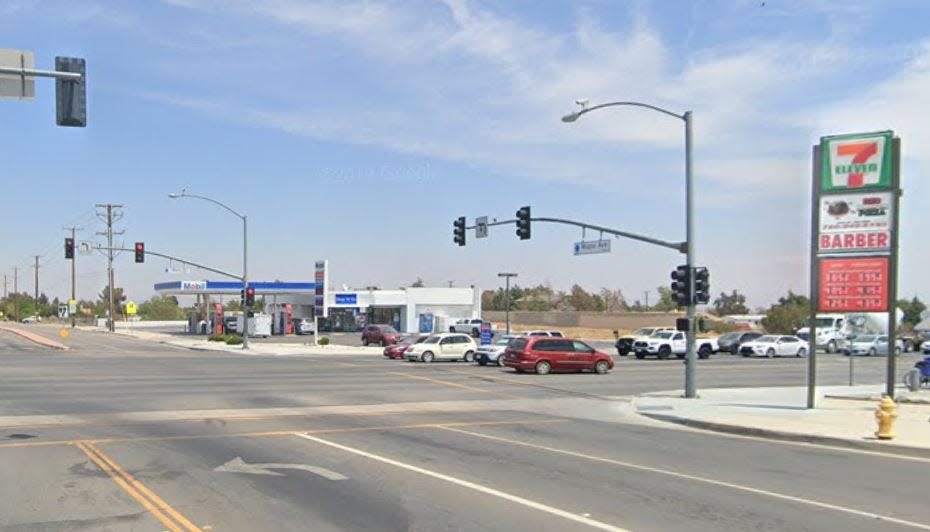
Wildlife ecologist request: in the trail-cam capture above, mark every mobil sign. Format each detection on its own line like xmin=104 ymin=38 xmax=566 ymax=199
xmin=818 ymin=192 xmax=892 ymax=254
xmin=821 ymin=131 xmax=892 ymax=191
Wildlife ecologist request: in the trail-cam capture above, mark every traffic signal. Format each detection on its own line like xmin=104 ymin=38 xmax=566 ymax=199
xmin=693 ymin=267 xmax=710 ymax=304
xmin=453 ymin=217 xmax=466 ymax=246
xmin=65 ymin=238 xmax=74 ymax=259
xmin=240 ymin=289 xmax=246 ymax=306
xmin=55 ymin=57 xmax=87 ymax=127
xmin=670 ymin=265 xmax=690 ymax=307
xmin=515 ymin=206 xmax=531 ymax=240
xmin=134 ymin=242 xmax=145 ymax=263
xmin=245 ymin=286 xmax=256 ymax=307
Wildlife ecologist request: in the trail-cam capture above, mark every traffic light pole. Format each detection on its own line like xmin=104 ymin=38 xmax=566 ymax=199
xmin=684 ymin=111 xmax=697 ymax=399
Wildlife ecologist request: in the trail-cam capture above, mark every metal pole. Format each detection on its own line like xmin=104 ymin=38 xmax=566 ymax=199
xmin=242 ymin=215 xmax=249 ymax=350
xmin=684 ymin=111 xmax=697 ymax=399
xmin=886 ymin=137 xmax=901 ymax=398
xmin=807 ymin=146 xmax=822 ymax=409
xmin=505 ymin=275 xmax=511 ymax=335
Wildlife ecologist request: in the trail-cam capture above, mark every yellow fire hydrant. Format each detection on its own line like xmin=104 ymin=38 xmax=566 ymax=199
xmin=874 ymin=396 xmax=898 ymax=440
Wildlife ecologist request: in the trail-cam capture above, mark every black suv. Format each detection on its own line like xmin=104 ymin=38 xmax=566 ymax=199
xmin=716 ymin=331 xmax=763 ymax=355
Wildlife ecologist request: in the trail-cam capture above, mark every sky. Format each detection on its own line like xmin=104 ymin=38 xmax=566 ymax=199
xmin=1 ymin=0 xmax=928 ymax=310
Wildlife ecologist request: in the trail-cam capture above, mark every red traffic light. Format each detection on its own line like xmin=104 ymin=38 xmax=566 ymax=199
xmin=134 ymin=242 xmax=145 ymax=263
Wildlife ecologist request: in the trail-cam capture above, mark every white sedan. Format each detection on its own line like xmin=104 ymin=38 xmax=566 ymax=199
xmin=739 ymin=335 xmax=808 ymax=358
xmin=475 ymin=335 xmax=520 ymax=366
xmin=406 ymin=333 xmax=478 ymax=363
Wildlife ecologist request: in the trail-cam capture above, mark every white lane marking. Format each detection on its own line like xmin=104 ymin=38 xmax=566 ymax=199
xmin=293 ymin=432 xmax=628 ymax=532
xmin=441 ymin=426 xmax=930 ymax=531
xmin=214 ymin=457 xmax=347 ymax=480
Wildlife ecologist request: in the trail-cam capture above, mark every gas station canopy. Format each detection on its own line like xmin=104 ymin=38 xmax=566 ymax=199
xmin=154 ymin=280 xmax=316 ymax=296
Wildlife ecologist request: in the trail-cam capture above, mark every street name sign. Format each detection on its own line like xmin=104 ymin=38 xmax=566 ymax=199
xmin=574 ymin=240 xmax=611 ymax=256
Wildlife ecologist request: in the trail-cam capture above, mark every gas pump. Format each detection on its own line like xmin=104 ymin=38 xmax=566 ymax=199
xmin=284 ymin=304 xmax=294 ymax=334
xmin=214 ymin=303 xmax=224 ymax=335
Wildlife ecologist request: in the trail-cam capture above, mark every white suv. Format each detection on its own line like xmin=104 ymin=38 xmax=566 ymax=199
xmin=406 ymin=333 xmax=478 ymax=363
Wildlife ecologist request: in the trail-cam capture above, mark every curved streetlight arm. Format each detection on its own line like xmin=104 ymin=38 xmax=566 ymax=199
xmin=562 ymin=101 xmax=685 ymax=123
xmin=172 ymin=192 xmax=245 ymax=220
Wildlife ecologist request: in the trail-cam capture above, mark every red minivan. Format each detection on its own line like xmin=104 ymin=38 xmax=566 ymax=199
xmin=502 ymin=337 xmax=614 ymax=375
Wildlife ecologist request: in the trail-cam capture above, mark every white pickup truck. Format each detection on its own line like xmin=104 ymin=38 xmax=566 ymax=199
xmin=448 ymin=318 xmax=493 ymax=337
xmin=632 ymin=331 xmax=719 ymax=360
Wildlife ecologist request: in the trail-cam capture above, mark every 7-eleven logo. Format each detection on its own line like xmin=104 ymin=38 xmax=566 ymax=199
xmin=823 ymin=132 xmax=891 ymax=190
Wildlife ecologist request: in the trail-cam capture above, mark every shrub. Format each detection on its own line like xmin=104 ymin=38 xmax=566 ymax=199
xmin=225 ymin=336 xmax=244 ymax=345
xmin=318 ymin=336 xmax=330 ymax=346
xmin=208 ymin=334 xmax=226 ymax=342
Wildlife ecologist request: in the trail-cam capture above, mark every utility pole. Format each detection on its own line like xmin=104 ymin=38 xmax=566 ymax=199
xmin=96 ymin=204 xmax=123 ymax=332
xmin=13 ymin=267 xmax=18 ymax=321
xmin=64 ymin=226 xmax=82 ymax=327
xmin=3 ymin=273 xmax=7 ymax=299
xmin=33 ymin=255 xmax=40 ymax=319
xmin=497 ymin=273 xmax=518 ymax=335
xmin=644 ymin=290 xmax=649 ymax=309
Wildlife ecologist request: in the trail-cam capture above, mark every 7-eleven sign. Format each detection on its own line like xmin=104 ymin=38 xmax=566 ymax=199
xmin=821 ymin=131 xmax=893 ymax=192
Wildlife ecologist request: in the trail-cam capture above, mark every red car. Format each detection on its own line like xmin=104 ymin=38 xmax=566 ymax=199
xmin=362 ymin=324 xmax=404 ymax=346
xmin=383 ymin=334 xmax=429 ymax=359
xmin=502 ymin=337 xmax=614 ymax=375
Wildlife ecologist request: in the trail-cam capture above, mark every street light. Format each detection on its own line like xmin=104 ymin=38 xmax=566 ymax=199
xmin=169 ymin=189 xmax=250 ymax=350
xmin=562 ymin=100 xmax=697 ymax=398
xmin=497 ymin=273 xmax=518 ymax=335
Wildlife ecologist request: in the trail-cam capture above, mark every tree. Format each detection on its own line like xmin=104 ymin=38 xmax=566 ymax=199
xmin=897 ymin=296 xmax=926 ymax=329
xmin=96 ymin=285 xmax=125 ymax=316
xmin=137 ymin=295 xmax=186 ymax=320
xmin=651 ymin=286 xmax=679 ymax=312
xmin=410 ymin=277 xmax=425 ymax=288
xmin=712 ymin=290 xmax=750 ymax=316
xmin=761 ymin=291 xmax=810 ymax=334
xmin=564 ymin=285 xmax=604 ymax=311
xmin=599 ymin=288 xmax=628 ymax=313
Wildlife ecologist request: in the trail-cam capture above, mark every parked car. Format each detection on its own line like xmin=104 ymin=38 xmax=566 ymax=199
xmin=740 ymin=335 xmax=809 ymax=358
xmin=715 ymin=331 xmax=764 ymax=355
xmin=923 ymin=338 xmax=930 ymax=354
xmin=448 ymin=318 xmax=493 ymax=337
xmin=361 ymin=324 xmax=404 ymax=346
xmin=475 ymin=335 xmax=520 ymax=366
xmin=520 ymin=330 xmax=565 ymax=337
xmin=20 ymin=316 xmax=42 ymax=323
xmin=292 ymin=317 xmax=315 ymax=335
xmin=383 ymin=334 xmax=429 ymax=359
xmin=842 ymin=335 xmax=903 ymax=356
xmin=405 ymin=333 xmax=477 ymax=363
xmin=632 ymin=331 xmax=718 ymax=359
xmin=615 ymin=327 xmax=674 ymax=356
xmin=502 ymin=337 xmax=613 ymax=375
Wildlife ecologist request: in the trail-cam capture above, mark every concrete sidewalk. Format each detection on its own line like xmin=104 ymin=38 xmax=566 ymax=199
xmin=85 ymin=327 xmax=385 ymax=356
xmin=634 ymin=385 xmax=930 ymax=455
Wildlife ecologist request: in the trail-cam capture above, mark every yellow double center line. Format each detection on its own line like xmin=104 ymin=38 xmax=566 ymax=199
xmin=75 ymin=441 xmax=201 ymax=532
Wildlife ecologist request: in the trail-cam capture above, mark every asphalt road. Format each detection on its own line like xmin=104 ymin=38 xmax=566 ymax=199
xmin=1 ymin=327 xmax=928 ymax=531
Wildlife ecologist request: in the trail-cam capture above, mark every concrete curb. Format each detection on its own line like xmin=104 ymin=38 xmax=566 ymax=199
xmin=824 ymin=393 xmax=930 ymax=405
xmin=637 ymin=410 xmax=930 ymax=459
xmin=0 ymin=326 xmax=70 ymax=350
